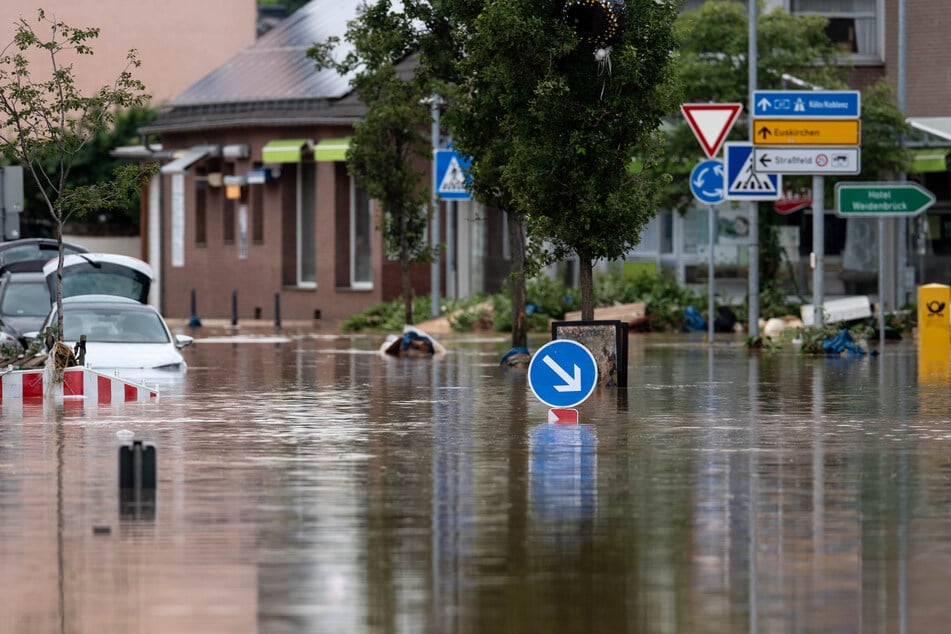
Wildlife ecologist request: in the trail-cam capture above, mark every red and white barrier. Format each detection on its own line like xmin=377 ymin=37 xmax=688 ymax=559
xmin=0 ymin=366 xmax=158 ymax=406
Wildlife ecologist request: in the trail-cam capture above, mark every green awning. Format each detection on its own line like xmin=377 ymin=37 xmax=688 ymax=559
xmin=262 ymin=139 xmax=311 ymax=163
xmin=313 ymin=137 xmax=351 ymax=162
xmin=911 ymin=148 xmax=950 ymax=173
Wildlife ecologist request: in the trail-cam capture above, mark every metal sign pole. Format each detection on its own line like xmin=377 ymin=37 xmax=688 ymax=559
xmin=430 ymin=95 xmax=441 ymax=319
xmin=709 ymin=204 xmax=716 ymax=344
xmin=747 ymin=0 xmax=759 ymax=341
xmin=812 ymin=175 xmax=825 ymax=327
xmin=879 ymin=217 xmax=886 ymax=347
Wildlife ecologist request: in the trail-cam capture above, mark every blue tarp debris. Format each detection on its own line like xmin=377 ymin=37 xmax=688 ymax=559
xmin=684 ymin=306 xmax=706 ymax=331
xmin=500 ymin=346 xmax=531 ymax=367
xmin=822 ymin=329 xmax=866 ymax=355
xmin=402 ymin=330 xmax=435 ymax=355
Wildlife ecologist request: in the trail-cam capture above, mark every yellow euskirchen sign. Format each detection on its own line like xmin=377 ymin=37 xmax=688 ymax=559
xmin=753 ymin=119 xmax=860 ymax=146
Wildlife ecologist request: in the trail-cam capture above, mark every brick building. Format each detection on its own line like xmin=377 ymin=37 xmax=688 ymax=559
xmin=136 ymin=0 xmax=510 ymax=325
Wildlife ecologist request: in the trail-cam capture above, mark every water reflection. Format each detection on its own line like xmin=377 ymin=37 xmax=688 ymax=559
xmin=529 ymin=422 xmax=598 ymax=546
xmin=1 ymin=336 xmax=951 ymax=632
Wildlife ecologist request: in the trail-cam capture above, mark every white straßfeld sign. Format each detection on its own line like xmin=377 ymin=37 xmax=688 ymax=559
xmin=753 ymin=147 xmax=860 ymax=175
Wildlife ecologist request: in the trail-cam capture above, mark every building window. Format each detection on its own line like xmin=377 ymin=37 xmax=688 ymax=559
xmin=789 ymin=0 xmax=881 ymax=61
xmin=223 ymin=196 xmax=235 ymax=244
xmin=298 ymin=162 xmax=316 ymax=287
xmin=223 ymin=165 xmax=236 ymax=244
xmin=195 ymin=176 xmax=207 ymax=247
xmin=350 ymin=178 xmax=372 ymax=289
xmin=252 ymin=179 xmax=264 ymax=244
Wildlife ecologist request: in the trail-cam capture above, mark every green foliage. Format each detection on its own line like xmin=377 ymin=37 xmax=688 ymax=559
xmin=797 ymin=321 xmax=873 ymax=355
xmin=851 ymin=80 xmax=912 ymax=180
xmin=593 ymin=268 xmax=706 ymax=331
xmin=415 ymin=0 xmax=681 ymax=318
xmin=4 ymin=105 xmax=157 ymax=235
xmin=342 ymin=269 xmax=713 ymax=334
xmin=732 ymin=280 xmax=802 ymax=325
xmin=886 ymin=308 xmax=915 ymax=334
xmin=341 ymin=295 xmax=434 ymax=332
xmin=446 ymin=297 xmax=493 ymax=332
xmin=309 ymin=2 xmax=433 ymax=325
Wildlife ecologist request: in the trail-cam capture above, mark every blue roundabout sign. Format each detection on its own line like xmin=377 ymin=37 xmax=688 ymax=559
xmin=690 ymin=158 xmax=725 ymax=205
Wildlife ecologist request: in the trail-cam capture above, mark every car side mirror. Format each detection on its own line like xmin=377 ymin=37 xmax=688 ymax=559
xmin=175 ymin=334 xmax=194 ymax=349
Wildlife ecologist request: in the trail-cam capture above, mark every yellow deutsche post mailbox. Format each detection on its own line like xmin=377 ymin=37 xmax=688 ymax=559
xmin=917 ymin=283 xmax=950 ymax=384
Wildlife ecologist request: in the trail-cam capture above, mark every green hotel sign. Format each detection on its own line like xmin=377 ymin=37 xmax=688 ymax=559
xmin=835 ymin=182 xmax=935 ymax=217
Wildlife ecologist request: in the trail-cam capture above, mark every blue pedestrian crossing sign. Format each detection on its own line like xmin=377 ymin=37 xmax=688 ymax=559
xmin=528 ymin=339 xmax=598 ymax=408
xmin=723 ymin=142 xmax=781 ymax=201
xmin=690 ymin=159 xmax=725 ymax=206
xmin=435 ymin=149 xmax=472 ymax=200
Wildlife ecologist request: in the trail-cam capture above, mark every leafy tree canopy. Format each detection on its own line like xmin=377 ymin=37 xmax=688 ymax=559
xmin=309 ymin=1 xmax=433 ymax=325
xmin=411 ymin=0 xmax=681 ymax=318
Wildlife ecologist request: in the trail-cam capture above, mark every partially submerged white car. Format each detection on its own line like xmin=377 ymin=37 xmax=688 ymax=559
xmin=40 ymin=295 xmax=192 ymax=372
xmin=38 ymin=253 xmax=192 ymax=372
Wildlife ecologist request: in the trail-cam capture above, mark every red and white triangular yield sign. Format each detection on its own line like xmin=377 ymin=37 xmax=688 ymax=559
xmin=680 ymin=103 xmax=743 ymax=158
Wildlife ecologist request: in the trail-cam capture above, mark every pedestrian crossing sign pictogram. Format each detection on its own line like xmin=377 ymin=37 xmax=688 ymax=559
xmin=723 ymin=142 xmax=781 ymax=201
xmin=435 ymin=149 xmax=472 ymax=200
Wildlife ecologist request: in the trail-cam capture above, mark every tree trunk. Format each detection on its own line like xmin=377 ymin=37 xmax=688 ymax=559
xmin=400 ymin=214 xmax=413 ymax=325
xmin=55 ymin=220 xmax=64 ymax=339
xmin=579 ymin=253 xmax=595 ymax=321
xmin=401 ymin=256 xmax=413 ymax=325
xmin=508 ymin=213 xmax=528 ymax=349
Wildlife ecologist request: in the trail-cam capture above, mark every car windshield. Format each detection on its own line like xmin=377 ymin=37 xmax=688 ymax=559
xmin=1 ymin=280 xmax=51 ymax=317
xmin=61 ymin=307 xmax=170 ymax=344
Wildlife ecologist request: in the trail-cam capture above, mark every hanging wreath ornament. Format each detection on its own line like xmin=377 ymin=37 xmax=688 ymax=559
xmin=562 ymin=0 xmax=629 ymax=60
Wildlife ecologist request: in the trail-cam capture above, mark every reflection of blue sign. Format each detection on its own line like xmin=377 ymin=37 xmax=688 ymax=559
xmin=529 ymin=423 xmax=597 ymax=532
xmin=690 ymin=159 xmax=725 ymax=205
xmin=528 ymin=339 xmax=597 ymax=408
xmin=752 ymin=90 xmax=860 ymax=118
xmin=435 ymin=149 xmax=472 ymax=200
xmin=723 ymin=143 xmax=780 ymax=201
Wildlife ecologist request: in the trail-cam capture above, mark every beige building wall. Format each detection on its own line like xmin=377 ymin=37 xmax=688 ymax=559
xmin=0 ymin=1 xmax=257 ymax=104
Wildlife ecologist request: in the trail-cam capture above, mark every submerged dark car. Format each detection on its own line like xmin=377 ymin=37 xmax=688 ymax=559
xmin=0 ymin=238 xmax=88 ymax=269
xmin=0 ymin=261 xmax=51 ymax=345
xmin=0 ymin=239 xmax=90 ymax=346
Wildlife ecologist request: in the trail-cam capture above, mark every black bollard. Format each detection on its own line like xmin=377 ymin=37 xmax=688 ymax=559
xmin=188 ymin=289 xmax=202 ymax=328
xmin=119 ymin=439 xmax=157 ymax=519
xmin=231 ymin=290 xmax=238 ymax=327
xmin=274 ymin=293 xmax=281 ymax=330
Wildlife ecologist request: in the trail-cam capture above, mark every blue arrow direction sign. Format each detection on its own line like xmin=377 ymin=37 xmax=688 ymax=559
xmin=435 ymin=149 xmax=472 ymax=200
xmin=752 ymin=90 xmax=860 ymax=118
xmin=528 ymin=339 xmax=598 ymax=409
xmin=690 ymin=159 xmax=725 ymax=206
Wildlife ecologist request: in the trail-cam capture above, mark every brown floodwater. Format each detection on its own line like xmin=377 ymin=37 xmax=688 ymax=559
xmin=2 ymin=331 xmax=950 ymax=633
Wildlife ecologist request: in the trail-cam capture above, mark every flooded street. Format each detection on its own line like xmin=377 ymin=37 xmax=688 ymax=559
xmin=2 ymin=331 xmax=951 ymax=633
